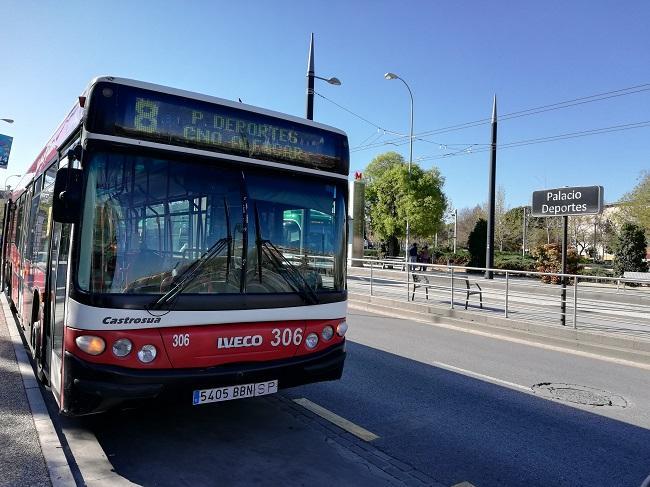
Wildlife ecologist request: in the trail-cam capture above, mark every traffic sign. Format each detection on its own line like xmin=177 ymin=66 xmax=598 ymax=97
xmin=531 ymin=186 xmax=603 ymax=217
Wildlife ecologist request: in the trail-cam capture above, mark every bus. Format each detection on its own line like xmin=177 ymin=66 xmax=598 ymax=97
xmin=2 ymin=76 xmax=349 ymax=416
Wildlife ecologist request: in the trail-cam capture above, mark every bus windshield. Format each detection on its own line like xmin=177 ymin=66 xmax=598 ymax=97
xmin=77 ymin=151 xmax=346 ymax=296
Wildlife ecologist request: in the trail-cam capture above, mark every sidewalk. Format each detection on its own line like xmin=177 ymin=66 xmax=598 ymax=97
xmin=0 ymin=296 xmax=75 ymax=487
xmin=0 ymin=302 xmax=51 ymax=486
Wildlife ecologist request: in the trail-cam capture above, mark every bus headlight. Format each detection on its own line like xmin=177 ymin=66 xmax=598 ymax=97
xmin=137 ymin=344 xmax=157 ymax=363
xmin=75 ymin=336 xmax=106 ymax=355
xmin=337 ymin=321 xmax=348 ymax=337
xmin=321 ymin=325 xmax=334 ymax=341
xmin=305 ymin=333 xmax=319 ymax=349
xmin=112 ymin=338 xmax=133 ymax=357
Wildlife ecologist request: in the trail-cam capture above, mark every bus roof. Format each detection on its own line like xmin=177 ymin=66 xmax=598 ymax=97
xmin=10 ymin=76 xmax=348 ymax=200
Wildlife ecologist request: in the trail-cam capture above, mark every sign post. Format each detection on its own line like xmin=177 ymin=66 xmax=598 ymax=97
xmin=531 ymin=186 xmax=603 ymax=326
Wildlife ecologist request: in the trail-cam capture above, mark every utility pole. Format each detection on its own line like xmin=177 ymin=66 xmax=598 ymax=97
xmin=522 ymin=206 xmax=527 ymax=257
xmin=453 ymin=209 xmax=458 ymax=253
xmin=560 ymin=215 xmax=569 ymax=326
xmin=485 ymin=95 xmax=497 ymax=278
xmin=306 ymin=33 xmax=315 ymax=120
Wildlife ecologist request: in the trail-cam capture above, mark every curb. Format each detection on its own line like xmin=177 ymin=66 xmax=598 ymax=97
xmin=1 ymin=294 xmax=76 ymax=487
xmin=349 ymin=293 xmax=650 ymax=367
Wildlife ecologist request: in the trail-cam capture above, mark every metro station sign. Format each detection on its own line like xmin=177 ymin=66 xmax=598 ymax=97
xmin=531 ymin=186 xmax=603 ymax=217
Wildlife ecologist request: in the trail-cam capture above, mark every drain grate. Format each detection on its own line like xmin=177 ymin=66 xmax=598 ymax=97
xmin=531 ymin=383 xmax=628 ymax=408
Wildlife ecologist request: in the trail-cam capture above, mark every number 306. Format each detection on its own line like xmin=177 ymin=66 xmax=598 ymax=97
xmin=271 ymin=328 xmax=303 ymax=347
xmin=172 ymin=334 xmax=190 ymax=347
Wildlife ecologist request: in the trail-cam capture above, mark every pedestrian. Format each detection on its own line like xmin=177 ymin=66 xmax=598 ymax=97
xmin=408 ymin=242 xmax=418 ymax=272
xmin=419 ymin=244 xmax=430 ymax=271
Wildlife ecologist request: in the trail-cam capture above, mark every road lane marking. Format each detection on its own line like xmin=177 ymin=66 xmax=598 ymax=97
xmin=293 ymin=398 xmax=379 ymax=442
xmin=451 ymin=483 xmax=477 ymax=487
xmin=348 ymin=306 xmax=650 ymax=371
xmin=431 ymin=361 xmax=531 ymax=393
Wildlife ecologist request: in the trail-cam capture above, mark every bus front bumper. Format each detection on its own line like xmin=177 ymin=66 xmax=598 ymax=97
xmin=62 ymin=341 xmax=346 ymax=416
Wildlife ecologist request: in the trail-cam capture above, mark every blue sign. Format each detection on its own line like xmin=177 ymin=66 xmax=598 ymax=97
xmin=0 ymin=134 xmax=12 ymax=169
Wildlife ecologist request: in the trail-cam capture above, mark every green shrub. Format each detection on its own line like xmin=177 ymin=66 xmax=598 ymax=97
xmin=467 ymin=219 xmax=487 ymax=267
xmin=531 ymin=243 xmax=579 ymax=284
xmin=364 ymin=249 xmax=379 ymax=257
xmin=613 ymin=223 xmax=648 ymax=277
xmin=494 ymin=254 xmax=536 ymax=271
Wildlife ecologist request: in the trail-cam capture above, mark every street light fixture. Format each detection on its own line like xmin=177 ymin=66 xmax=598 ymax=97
xmin=313 ymin=75 xmax=341 ymax=86
xmin=1 ymin=119 xmax=14 ymax=124
xmin=384 ymin=72 xmax=414 ymax=253
xmin=4 ymin=174 xmax=21 ymax=190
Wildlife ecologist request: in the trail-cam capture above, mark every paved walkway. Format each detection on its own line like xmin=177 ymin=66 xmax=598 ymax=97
xmin=0 ymin=304 xmax=51 ymax=487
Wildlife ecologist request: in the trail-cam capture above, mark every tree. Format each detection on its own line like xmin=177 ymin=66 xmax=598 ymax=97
xmin=619 ymin=172 xmax=650 ymax=236
xmin=365 ymin=152 xmax=447 ymax=255
xmin=613 ymin=222 xmax=648 ymax=277
xmin=455 ymin=205 xmax=486 ymax=249
xmin=493 ymin=186 xmax=509 ymax=251
xmin=467 ymin=218 xmax=487 ymax=268
xmin=502 ymin=206 xmax=526 ymax=252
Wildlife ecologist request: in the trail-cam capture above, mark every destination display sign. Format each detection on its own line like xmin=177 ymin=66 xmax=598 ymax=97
xmin=87 ymin=82 xmax=349 ymax=175
xmin=531 ymin=186 xmax=603 ymax=217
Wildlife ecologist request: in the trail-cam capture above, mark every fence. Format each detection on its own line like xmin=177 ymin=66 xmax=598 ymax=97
xmin=347 ymin=257 xmax=650 ymax=340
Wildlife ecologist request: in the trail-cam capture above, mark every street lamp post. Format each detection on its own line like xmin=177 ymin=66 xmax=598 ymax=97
xmin=4 ymin=174 xmax=21 ymax=190
xmin=305 ymin=33 xmax=341 ymax=120
xmin=384 ymin=72 xmax=414 ymax=254
xmin=453 ymin=209 xmax=458 ymax=254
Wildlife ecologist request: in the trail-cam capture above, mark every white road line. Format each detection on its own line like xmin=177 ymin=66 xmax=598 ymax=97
xmin=348 ymin=305 xmax=650 ymax=371
xmin=431 ymin=361 xmax=531 ymax=393
xmin=293 ymin=397 xmax=379 ymax=442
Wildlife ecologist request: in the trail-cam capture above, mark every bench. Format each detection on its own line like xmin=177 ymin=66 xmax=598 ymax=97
xmin=411 ymin=272 xmax=483 ymax=309
xmin=623 ymin=271 xmax=650 ymax=283
xmin=621 ymin=271 xmax=650 ymax=288
xmin=381 ymin=256 xmax=406 ymax=271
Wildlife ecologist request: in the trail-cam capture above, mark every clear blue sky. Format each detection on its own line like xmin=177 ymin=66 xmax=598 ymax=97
xmin=2 ymin=1 xmax=649 ymax=212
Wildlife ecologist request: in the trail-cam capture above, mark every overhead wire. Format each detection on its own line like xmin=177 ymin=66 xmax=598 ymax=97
xmin=415 ymin=120 xmax=650 ymax=162
xmin=349 ymin=83 xmax=650 ymax=152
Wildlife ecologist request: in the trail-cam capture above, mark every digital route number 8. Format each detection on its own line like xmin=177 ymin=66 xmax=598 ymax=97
xmin=134 ymin=98 xmax=160 ymax=134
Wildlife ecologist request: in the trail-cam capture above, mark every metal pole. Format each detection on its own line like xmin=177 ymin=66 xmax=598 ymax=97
xmin=560 ymin=215 xmax=568 ymax=326
xmin=405 ymin=79 xmax=414 ymax=255
xmin=504 ymin=271 xmax=509 ymax=317
xmin=522 ymin=206 xmax=527 ymax=257
xmin=306 ymin=33 xmax=315 ymax=120
xmin=370 ymin=260 xmax=373 ymax=296
xmin=406 ymin=256 xmax=410 ymax=301
xmin=593 ymin=217 xmax=597 ymax=262
xmin=573 ymin=276 xmax=578 ymax=329
xmin=453 ymin=209 xmax=458 ymax=253
xmin=450 ymin=265 xmax=455 ymax=309
xmin=485 ymin=95 xmax=497 ymax=279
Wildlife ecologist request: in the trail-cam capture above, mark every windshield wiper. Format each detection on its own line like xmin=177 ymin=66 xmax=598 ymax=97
xmin=150 ymin=199 xmax=233 ymax=310
xmin=149 ymin=236 xmax=231 ymax=310
xmin=253 ymin=204 xmax=319 ymax=305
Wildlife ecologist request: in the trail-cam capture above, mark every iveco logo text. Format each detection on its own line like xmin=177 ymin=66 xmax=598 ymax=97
xmin=217 ymin=335 xmax=263 ymax=349
xmin=102 ymin=316 xmax=162 ymax=325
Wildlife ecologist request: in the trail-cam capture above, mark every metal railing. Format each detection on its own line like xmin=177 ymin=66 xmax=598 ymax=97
xmin=347 ymin=257 xmax=650 ymax=340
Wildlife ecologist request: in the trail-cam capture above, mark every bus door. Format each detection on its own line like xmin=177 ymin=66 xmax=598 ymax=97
xmin=16 ymin=189 xmax=32 ymax=324
xmin=46 ymin=221 xmax=71 ymax=397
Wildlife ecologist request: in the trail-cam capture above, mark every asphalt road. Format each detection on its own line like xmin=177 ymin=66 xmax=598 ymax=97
xmin=56 ymin=308 xmax=650 ymax=487
xmin=286 ymin=309 xmax=650 ymax=487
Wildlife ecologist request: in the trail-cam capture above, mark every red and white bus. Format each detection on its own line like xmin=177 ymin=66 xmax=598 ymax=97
xmin=2 ymin=77 xmax=349 ymax=415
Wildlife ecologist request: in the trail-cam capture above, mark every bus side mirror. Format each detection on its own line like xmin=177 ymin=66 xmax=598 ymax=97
xmin=52 ymin=168 xmax=83 ymax=224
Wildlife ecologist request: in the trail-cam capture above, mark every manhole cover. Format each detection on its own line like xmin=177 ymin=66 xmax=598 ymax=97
xmin=531 ymin=383 xmax=627 ymax=408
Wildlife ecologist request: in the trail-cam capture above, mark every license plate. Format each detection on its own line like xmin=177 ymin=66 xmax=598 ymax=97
xmin=192 ymin=380 xmax=278 ymax=405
